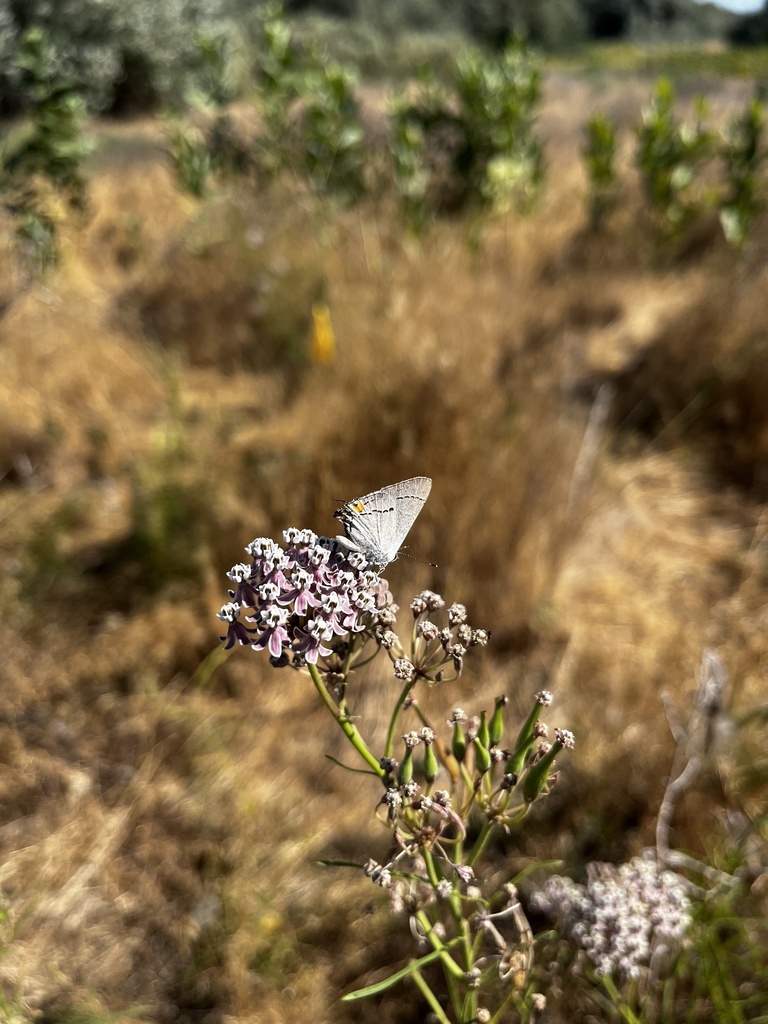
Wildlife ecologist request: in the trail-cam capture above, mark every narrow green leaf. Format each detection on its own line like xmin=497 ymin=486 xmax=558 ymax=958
xmin=342 ymin=943 xmax=461 ymax=1001
xmin=315 ymin=858 xmax=364 ymax=870
xmin=323 ymin=753 xmax=379 ymax=775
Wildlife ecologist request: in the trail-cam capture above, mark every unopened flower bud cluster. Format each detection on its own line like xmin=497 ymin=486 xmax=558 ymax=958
xmin=531 ymin=855 xmax=692 ymax=978
xmin=377 ymin=590 xmax=489 ymax=683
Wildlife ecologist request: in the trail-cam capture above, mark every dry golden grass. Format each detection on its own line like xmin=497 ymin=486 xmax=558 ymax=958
xmin=0 ymin=72 xmax=766 ymax=1022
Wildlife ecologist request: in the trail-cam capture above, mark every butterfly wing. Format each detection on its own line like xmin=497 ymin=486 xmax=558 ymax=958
xmin=335 ymin=476 xmax=432 ymax=567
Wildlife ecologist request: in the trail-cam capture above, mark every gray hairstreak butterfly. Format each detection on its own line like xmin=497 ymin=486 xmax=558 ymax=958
xmin=335 ymin=477 xmax=432 ymax=569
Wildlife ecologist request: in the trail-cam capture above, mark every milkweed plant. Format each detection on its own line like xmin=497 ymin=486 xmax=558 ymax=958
xmin=217 ymin=518 xmax=575 ymax=1023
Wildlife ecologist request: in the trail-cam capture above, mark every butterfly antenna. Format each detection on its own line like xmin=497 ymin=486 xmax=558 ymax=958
xmin=400 ymin=548 xmax=439 ymax=568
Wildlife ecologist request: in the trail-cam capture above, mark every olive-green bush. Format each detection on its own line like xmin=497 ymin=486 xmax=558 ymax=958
xmin=0 ymin=0 xmax=241 ymax=113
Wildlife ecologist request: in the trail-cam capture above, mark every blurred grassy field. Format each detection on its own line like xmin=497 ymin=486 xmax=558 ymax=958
xmin=0 ymin=63 xmax=767 ymax=1024
xmin=548 ymin=41 xmax=768 ymax=78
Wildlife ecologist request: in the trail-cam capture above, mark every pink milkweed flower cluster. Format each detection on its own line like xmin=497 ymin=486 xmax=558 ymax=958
xmin=217 ymin=529 xmax=392 ymax=665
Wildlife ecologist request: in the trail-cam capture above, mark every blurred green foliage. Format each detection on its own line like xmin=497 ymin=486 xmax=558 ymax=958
xmin=0 ymin=0 xmax=756 ymax=125
xmin=388 ymin=41 xmax=544 ymax=228
xmin=166 ymin=119 xmax=213 ymax=198
xmin=281 ymin=0 xmax=737 ymax=48
xmin=457 ymin=41 xmax=544 ymax=212
xmin=165 ymin=29 xmax=248 ymax=198
xmin=729 ymin=5 xmax=768 ymax=45
xmin=255 ymin=2 xmax=367 ymax=201
xmin=171 ymin=1 xmax=370 ymax=205
xmin=259 ymin=0 xmax=299 ymax=171
xmin=631 ymin=78 xmax=765 ymax=247
xmin=0 ymin=0 xmax=241 ymax=113
xmin=1 ymin=27 xmax=91 ymax=269
xmin=636 ymin=77 xmax=713 ymax=238
xmin=719 ymin=94 xmax=764 ymax=247
xmin=552 ymin=42 xmax=768 ymax=77
xmin=462 ymin=0 xmax=587 ymax=48
xmin=3 ymin=28 xmax=90 ymax=196
xmin=165 ymin=8 xmax=768 ymax=253
xmin=301 ymin=61 xmax=366 ymax=202
xmin=389 ymin=78 xmax=435 ymax=232
xmin=584 ymin=111 xmax=618 ymax=230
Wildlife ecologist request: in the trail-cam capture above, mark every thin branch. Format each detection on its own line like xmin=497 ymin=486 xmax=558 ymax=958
xmin=566 ymin=382 xmax=614 ymax=518
xmin=656 ymin=648 xmax=730 ymax=866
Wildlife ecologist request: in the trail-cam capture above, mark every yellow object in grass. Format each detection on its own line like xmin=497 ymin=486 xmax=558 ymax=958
xmin=310 ymin=302 xmax=335 ymax=364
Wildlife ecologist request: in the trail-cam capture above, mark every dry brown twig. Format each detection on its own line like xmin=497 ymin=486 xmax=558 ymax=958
xmin=656 ymin=648 xmax=733 ymax=879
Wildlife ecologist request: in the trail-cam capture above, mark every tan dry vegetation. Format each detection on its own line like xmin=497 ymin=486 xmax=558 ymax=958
xmin=0 ymin=73 xmax=766 ymax=1022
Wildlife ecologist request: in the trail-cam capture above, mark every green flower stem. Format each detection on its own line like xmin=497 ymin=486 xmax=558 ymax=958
xmin=458 ymin=762 xmax=475 ymax=793
xmin=489 ymin=786 xmax=528 ymax=825
xmin=411 ymin=617 xmax=420 ymax=653
xmin=411 ymin=968 xmax=453 ymax=1024
xmin=462 ymin=988 xmax=479 ymax=1023
xmin=457 ymin=907 xmax=478 ymax=1023
xmin=348 ymin=635 xmax=378 ymax=671
xmin=349 ymin=647 xmax=378 ymax=670
xmin=459 ymin=904 xmax=475 ymax=971
xmin=446 ymin=846 xmax=467 ymax=925
xmin=600 ymin=975 xmax=643 ymax=1024
xmin=490 ymin=788 xmax=511 ymax=816
xmin=459 ymin=784 xmax=480 ymax=822
xmin=453 ymin=836 xmax=464 ymax=863
xmin=466 ymin=820 xmax=495 ymax=869
xmin=422 ymin=846 xmax=442 ymax=889
xmin=488 ymin=989 xmax=518 ymax=1024
xmin=506 ymin=803 xmax=529 ymax=826
xmin=385 ymin=678 xmax=416 ymax=757
xmin=411 ymin=703 xmax=431 ymax=730
xmin=415 ymin=909 xmax=467 ymax=981
xmin=307 ymin=661 xmax=384 ymax=777
xmin=441 ymin=842 xmax=476 ymax=1015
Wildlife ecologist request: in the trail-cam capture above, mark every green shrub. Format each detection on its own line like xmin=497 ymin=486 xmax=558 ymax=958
xmin=290 ymin=13 xmax=388 ymax=76
xmin=457 ymin=40 xmax=544 ymax=212
xmin=580 ymin=0 xmax=631 ymax=39
xmin=636 ymin=77 xmax=714 ymax=238
xmin=190 ymin=26 xmax=243 ymax=109
xmin=718 ymin=94 xmax=764 ymax=247
xmin=462 ymin=0 xmax=586 ymax=48
xmin=387 ymin=70 xmax=467 ymax=219
xmin=299 ymin=60 xmax=366 ymax=202
xmin=373 ymin=0 xmax=465 ymax=35
xmin=584 ymin=111 xmax=618 ymax=229
xmin=389 ymin=85 xmax=431 ymax=232
xmin=164 ymin=2 xmax=367 ymax=204
xmin=259 ymin=1 xmax=298 ymax=107
xmin=729 ymin=6 xmax=768 ymax=45
xmin=1 ymin=27 xmax=91 ymax=268
xmin=256 ymin=1 xmax=302 ymax=175
xmin=387 ymin=41 xmax=545 ymax=225
xmin=3 ymin=28 xmax=90 ymax=197
xmin=254 ymin=2 xmax=367 ymax=201
xmin=634 ymin=79 xmax=767 ymax=248
xmin=165 ymin=30 xmax=249 ymax=197
xmin=0 ymin=0 xmax=240 ymax=113
xmin=166 ymin=119 xmax=213 ymax=197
